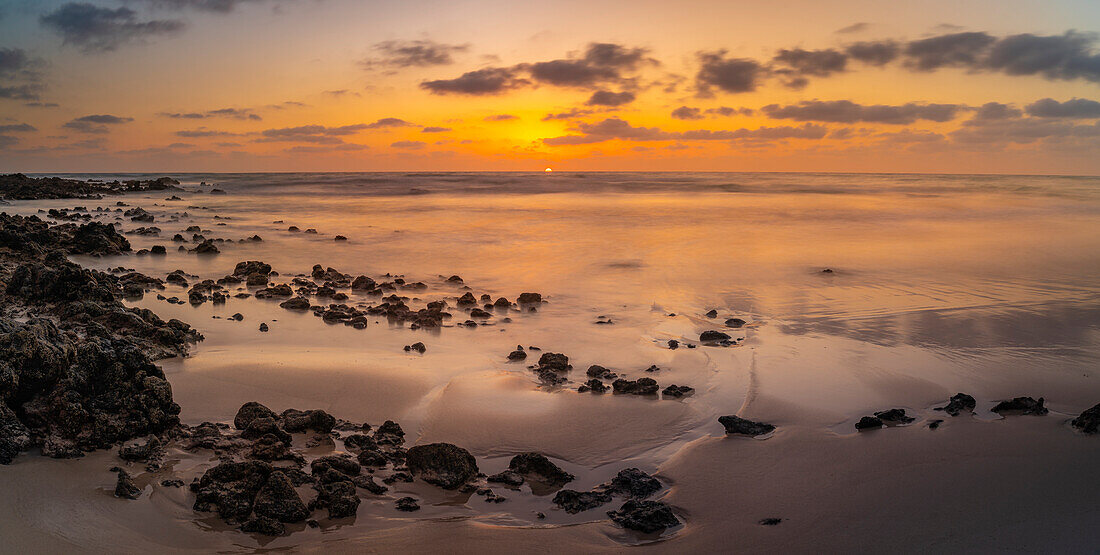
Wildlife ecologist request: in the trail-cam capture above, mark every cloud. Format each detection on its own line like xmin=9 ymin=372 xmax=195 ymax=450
xmin=63 ymin=113 xmax=134 ymax=133
xmin=0 ymin=84 xmax=42 ymax=100
xmin=175 ymin=128 xmax=241 ymax=137
xmin=286 ymin=143 xmax=370 ymax=153
xmin=257 ymin=123 xmax=372 ymax=143
xmin=541 ymin=108 xmax=596 ymax=121
xmin=421 ymin=67 xmax=529 ymax=95
xmin=364 ymin=117 xmax=414 ymax=128
xmin=160 ymin=107 xmax=261 ymax=120
xmin=0 ymin=135 xmax=18 ymax=149
xmin=695 ymin=51 xmax=765 ymax=95
xmin=542 ymin=117 xmax=828 ymax=145
xmin=421 ymin=126 xmax=451 ymax=133
xmin=40 ymin=3 xmax=184 ymax=53
xmin=986 ymin=31 xmax=1100 ymax=82
xmin=972 ymin=102 xmax=1023 ymax=121
xmin=671 ymin=106 xmax=703 ymax=120
xmin=0 ymin=123 xmax=36 ymax=132
xmin=761 ymin=100 xmax=962 ymax=124
xmin=836 ymin=22 xmax=870 ymax=34
xmin=585 ymin=90 xmax=635 ymax=106
xmin=772 ymin=48 xmax=848 ymax=78
xmin=1025 ymin=97 xmax=1100 ymax=118
xmin=131 ymin=0 xmax=291 ymax=13
xmin=903 ymin=32 xmax=997 ymax=71
xmin=706 ymin=106 xmax=754 ymax=117
xmin=0 ymin=47 xmax=45 ymax=100
xmin=322 ymin=89 xmax=360 ymax=98
xmin=391 ymin=140 xmax=426 ymax=149
xmin=364 ymin=40 xmax=469 ymax=69
xmin=845 ymin=41 xmax=900 ymax=66
xmin=24 ymin=102 xmax=60 ymax=108
xmin=484 ymin=114 xmax=518 ymax=121
xmin=953 ymin=115 xmax=1100 ymax=144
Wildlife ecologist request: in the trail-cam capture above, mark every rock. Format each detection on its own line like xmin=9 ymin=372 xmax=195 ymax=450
xmin=149 ymin=245 xmax=166 ymax=255
xmin=233 ymin=261 xmax=272 ymax=276
xmin=114 ymin=469 xmax=141 ymax=499
xmin=161 ymin=479 xmax=185 ymax=487
xmin=234 ymin=402 xmax=277 ymax=430
xmin=279 ymin=297 xmax=311 ymax=310
xmin=586 ymin=365 xmax=616 ymax=379
xmin=725 ymin=318 xmax=746 ymax=328
xmin=373 ymin=420 xmax=405 ymax=447
xmin=935 ymin=393 xmax=977 ymax=416
xmin=578 ymin=378 xmax=608 ymax=393
xmin=191 ymin=239 xmax=219 ymax=254
xmin=699 ymin=330 xmax=731 ymax=342
xmin=552 ymin=489 xmax=613 ymax=513
xmin=517 ymin=292 xmax=542 ymax=304
xmin=469 ymin=308 xmax=491 ymax=318
xmin=311 ymin=455 xmax=361 ymax=480
xmin=313 ymin=480 xmax=360 ymax=518
xmin=667 ymin=339 xmax=679 ymax=349
xmin=759 ymin=518 xmax=783 ymax=525
xmin=612 ymin=377 xmax=659 ymax=395
xmin=246 ymin=273 xmax=269 ymax=286
xmin=241 ymin=417 xmax=291 ymax=445
xmin=662 ymin=385 xmax=694 ymax=398
xmin=356 ymin=449 xmax=388 ymax=467
xmin=873 ymin=408 xmax=915 ymax=424
xmin=395 ymin=497 xmax=420 ymax=512
xmin=607 ymin=468 xmax=662 ymax=499
xmin=405 ymin=443 xmax=479 ymax=489
xmin=192 ymin=460 xmax=273 ymax=520
xmin=507 ymin=349 xmax=527 ymax=361
xmin=1071 ymin=403 xmax=1100 ymax=434
xmin=334 ymin=235 xmax=347 ymax=241
xmin=118 ymin=436 xmax=161 ymax=462
xmin=705 ymin=309 xmax=718 ymax=318
xmin=506 ymin=453 xmax=574 ymax=487
xmin=351 ymin=275 xmax=376 ymax=290
xmin=991 ymin=397 xmax=1048 ymax=415
xmin=253 ymin=471 xmax=309 ymax=523
xmin=230 ymin=313 xmax=244 ymax=321
xmin=354 ymin=475 xmax=387 ymax=495
xmin=537 ymin=352 xmax=570 ymax=372
xmin=281 ymin=409 xmax=336 ymax=434
xmin=718 ymin=415 xmax=775 ymax=436
xmin=487 ymin=470 xmax=525 ymax=487
xmin=855 ymin=416 xmax=883 ymax=430
xmin=259 ymin=323 xmax=269 ymax=332
xmin=607 ymin=500 xmax=680 ymax=533
xmin=240 ymin=515 xmax=284 ymax=535
xmin=404 ymin=342 xmax=426 ymax=354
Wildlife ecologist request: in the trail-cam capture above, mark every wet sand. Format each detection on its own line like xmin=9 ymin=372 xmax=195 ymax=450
xmin=1 ymin=172 xmax=1098 ymax=552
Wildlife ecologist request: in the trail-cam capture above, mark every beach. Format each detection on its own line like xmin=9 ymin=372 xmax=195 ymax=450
xmin=1 ymin=172 xmax=1098 ymax=553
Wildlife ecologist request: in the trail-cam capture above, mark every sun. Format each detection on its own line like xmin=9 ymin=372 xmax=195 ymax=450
xmin=544 ymin=167 xmax=553 ymax=173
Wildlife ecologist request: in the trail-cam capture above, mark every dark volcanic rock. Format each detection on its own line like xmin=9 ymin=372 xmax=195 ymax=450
xmin=312 ymin=480 xmax=360 ymax=519
xmin=1071 ymin=403 xmax=1100 ymax=434
xmin=662 ymin=385 xmax=694 ymax=398
xmin=612 ymin=377 xmax=659 ymax=395
xmin=114 ymin=469 xmax=141 ymax=499
xmin=506 ymin=453 xmax=574 ymax=487
xmin=487 ymin=470 xmax=525 ymax=487
xmin=586 ymin=365 xmax=616 ymax=379
xmin=240 ymin=515 xmax=284 ymax=536
xmin=718 ymin=415 xmax=775 ymax=436
xmin=699 ymin=330 xmax=731 ymax=342
xmin=280 ymin=408 xmax=336 ymax=434
xmin=537 ymin=352 xmax=570 ymax=372
xmin=253 ymin=471 xmax=309 ymax=523
xmin=280 ymin=297 xmax=311 ymax=310
xmin=873 ymin=408 xmax=915 ymax=424
xmin=725 ymin=318 xmax=746 ymax=328
xmin=395 ymin=497 xmax=420 ymax=512
xmin=507 ymin=348 xmax=527 ymax=361
xmin=517 ymin=292 xmax=542 ymax=304
xmin=607 ymin=468 xmax=662 ymax=499
xmin=192 ymin=460 xmax=273 ymax=520
xmin=234 ymin=402 xmax=277 ymax=430
xmin=607 ymin=500 xmax=680 ymax=533
xmin=405 ymin=442 xmax=479 ymax=489
xmin=855 ymin=416 xmax=883 ymax=430
xmin=578 ymin=378 xmax=608 ymax=393
xmin=935 ymin=393 xmax=977 ymax=416
xmin=991 ymin=396 xmax=1049 ymax=415
xmin=552 ymin=489 xmax=613 ymax=513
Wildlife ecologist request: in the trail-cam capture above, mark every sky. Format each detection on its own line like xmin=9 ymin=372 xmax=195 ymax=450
xmin=1 ymin=0 xmax=1100 ymax=173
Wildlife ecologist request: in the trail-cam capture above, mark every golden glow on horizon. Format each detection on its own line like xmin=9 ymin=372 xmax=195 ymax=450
xmin=545 ymin=168 xmax=552 ymax=172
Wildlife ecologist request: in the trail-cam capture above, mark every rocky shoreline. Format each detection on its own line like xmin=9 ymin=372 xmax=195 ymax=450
xmin=1 ymin=174 xmax=1097 ymax=544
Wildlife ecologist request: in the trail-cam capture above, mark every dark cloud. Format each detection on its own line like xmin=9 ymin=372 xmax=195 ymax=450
xmin=286 ymin=143 xmax=370 ymax=154
xmin=585 ymin=90 xmax=635 ymax=106
xmin=0 ymin=47 xmax=45 ymax=100
xmin=257 ymin=123 xmax=371 ymax=143
xmin=0 ymin=84 xmax=42 ymax=100
xmin=40 ymin=3 xmax=184 ymax=53
xmin=175 ymin=128 xmax=241 ymax=137
xmin=772 ymin=48 xmax=848 ymax=77
xmin=762 ymin=100 xmax=962 ymax=124
xmin=541 ymin=108 xmax=595 ymax=121
xmin=160 ymin=108 xmax=261 ymax=120
xmin=972 ymin=102 xmax=1023 ymax=121
xmin=132 ymin=0 xmax=295 ymax=13
xmin=365 ymin=40 xmax=469 ymax=69
xmin=63 ymin=114 xmax=134 ymax=133
xmin=420 ymin=67 xmax=528 ymax=95
xmin=364 ymin=117 xmax=414 ymax=128
xmin=903 ymin=32 xmax=996 ymax=71
xmin=542 ymin=117 xmax=828 ymax=145
xmin=845 ymin=41 xmax=900 ymax=66
xmin=484 ymin=114 xmax=518 ymax=121
xmin=0 ymin=123 xmax=35 ymax=132
xmin=421 ymin=126 xmax=451 ymax=133
xmin=322 ymin=89 xmax=360 ymax=98
xmin=986 ymin=31 xmax=1100 ymax=82
xmin=695 ymin=51 xmax=765 ymax=95
xmin=391 ymin=140 xmax=426 ymax=149
xmin=953 ymin=115 xmax=1100 ymax=144
xmin=24 ymin=102 xmax=60 ymax=108
xmin=706 ymin=106 xmax=754 ymax=117
xmin=1025 ymin=97 xmax=1100 ymax=118
xmin=836 ymin=22 xmax=870 ymax=34
xmin=671 ymin=106 xmax=703 ymax=120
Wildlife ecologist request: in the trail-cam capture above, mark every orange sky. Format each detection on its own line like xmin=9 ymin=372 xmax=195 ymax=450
xmin=2 ymin=0 xmax=1100 ymax=173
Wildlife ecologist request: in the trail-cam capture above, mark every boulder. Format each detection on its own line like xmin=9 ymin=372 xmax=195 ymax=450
xmin=935 ymin=393 xmax=976 ymax=416
xmin=405 ymin=443 xmax=479 ymax=489
xmin=506 ymin=453 xmax=574 ymax=487
xmin=607 ymin=500 xmax=680 ymax=533
xmin=1071 ymin=403 xmax=1100 ymax=434
xmin=718 ymin=415 xmax=775 ymax=436
xmin=991 ymin=397 xmax=1048 ymax=415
